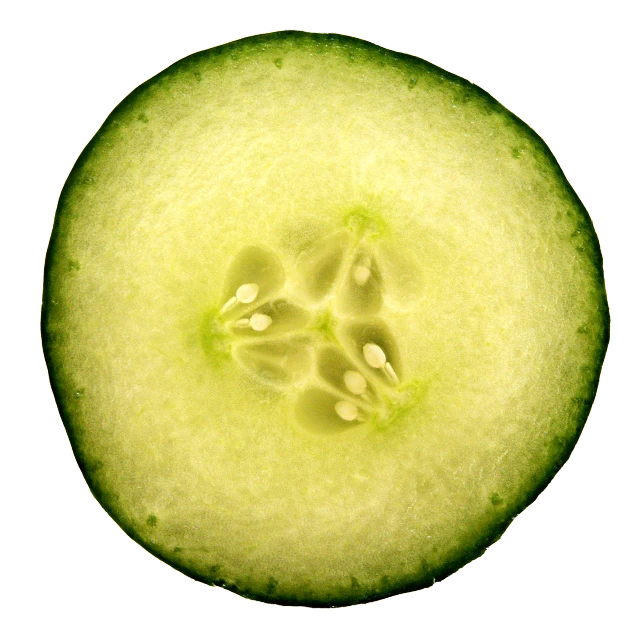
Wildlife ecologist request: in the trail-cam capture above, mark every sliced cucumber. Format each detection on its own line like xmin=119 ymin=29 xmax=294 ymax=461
xmin=42 ymin=31 xmax=609 ymax=606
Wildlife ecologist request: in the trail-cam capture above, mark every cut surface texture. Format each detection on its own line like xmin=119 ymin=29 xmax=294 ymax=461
xmin=42 ymin=32 xmax=609 ymax=606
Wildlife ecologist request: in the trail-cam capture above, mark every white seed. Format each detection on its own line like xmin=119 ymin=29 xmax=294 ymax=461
xmin=335 ymin=400 xmax=359 ymax=421
xmin=249 ymin=313 xmax=272 ymax=331
xmin=234 ymin=318 xmax=250 ymax=328
xmin=220 ymin=295 xmax=238 ymax=314
xmin=384 ymin=361 xmax=400 ymax=384
xmin=363 ymin=343 xmax=387 ymax=369
xmin=236 ymin=283 xmax=259 ymax=304
xmin=344 ymin=370 xmax=367 ymax=395
xmin=353 ymin=265 xmax=371 ymax=286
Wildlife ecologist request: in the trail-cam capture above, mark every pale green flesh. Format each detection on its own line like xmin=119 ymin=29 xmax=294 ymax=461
xmin=43 ymin=33 xmax=607 ymax=605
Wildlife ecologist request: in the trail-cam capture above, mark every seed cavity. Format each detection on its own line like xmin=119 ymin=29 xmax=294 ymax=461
xmin=336 ymin=251 xmax=382 ymax=316
xmin=249 ymin=313 xmax=272 ymax=331
xmin=216 ymin=228 xmax=408 ymax=432
xmin=373 ymin=241 xmax=425 ymax=309
xmin=344 ymin=370 xmax=367 ymax=395
xmin=294 ymin=229 xmax=351 ymax=302
xmin=317 ymin=345 xmax=374 ymax=400
xmin=295 ymin=388 xmax=362 ymax=433
xmin=335 ymin=400 xmax=359 ymax=421
xmin=235 ymin=337 xmax=312 ymax=385
xmin=221 ymin=246 xmax=285 ymax=317
xmin=340 ymin=319 xmax=401 ymax=388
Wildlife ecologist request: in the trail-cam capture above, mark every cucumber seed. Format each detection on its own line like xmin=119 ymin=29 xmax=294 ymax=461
xmin=249 ymin=313 xmax=272 ymax=331
xmin=363 ymin=342 xmax=398 ymax=384
xmin=363 ymin=343 xmax=387 ymax=368
xmin=220 ymin=296 xmax=238 ymax=314
xmin=335 ymin=400 xmax=359 ymax=421
xmin=353 ymin=265 xmax=371 ymax=286
xmin=344 ymin=370 xmax=367 ymax=395
xmin=236 ymin=283 xmax=259 ymax=303
xmin=221 ymin=283 xmax=259 ymax=314
xmin=384 ymin=361 xmax=399 ymax=384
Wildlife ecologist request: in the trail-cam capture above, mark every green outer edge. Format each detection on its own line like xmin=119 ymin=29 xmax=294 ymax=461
xmin=41 ymin=30 xmax=610 ymax=608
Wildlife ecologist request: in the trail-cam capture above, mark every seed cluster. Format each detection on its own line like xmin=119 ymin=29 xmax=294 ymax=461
xmin=217 ymin=231 xmax=403 ymax=432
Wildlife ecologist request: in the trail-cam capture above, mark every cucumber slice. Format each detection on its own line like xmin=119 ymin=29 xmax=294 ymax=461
xmin=42 ymin=31 xmax=609 ymax=607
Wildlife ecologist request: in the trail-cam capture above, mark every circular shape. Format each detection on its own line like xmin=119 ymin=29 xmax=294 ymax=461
xmin=42 ymin=31 xmax=608 ymax=607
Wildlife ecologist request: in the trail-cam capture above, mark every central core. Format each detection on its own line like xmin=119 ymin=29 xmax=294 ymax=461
xmin=212 ymin=224 xmax=423 ymax=433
